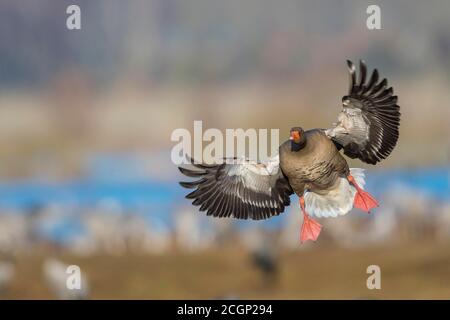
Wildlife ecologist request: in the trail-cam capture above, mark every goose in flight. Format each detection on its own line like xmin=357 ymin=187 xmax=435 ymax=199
xmin=179 ymin=60 xmax=400 ymax=242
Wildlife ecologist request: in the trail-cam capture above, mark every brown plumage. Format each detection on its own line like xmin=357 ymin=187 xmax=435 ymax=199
xmin=179 ymin=60 xmax=401 ymax=243
xmin=279 ymin=128 xmax=349 ymax=197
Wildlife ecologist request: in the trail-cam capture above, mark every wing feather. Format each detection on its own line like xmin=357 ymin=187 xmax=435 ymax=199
xmin=326 ymin=60 xmax=401 ymax=165
xmin=179 ymin=156 xmax=293 ymax=220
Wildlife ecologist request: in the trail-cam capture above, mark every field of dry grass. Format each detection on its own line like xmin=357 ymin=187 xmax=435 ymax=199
xmin=3 ymin=240 xmax=450 ymax=300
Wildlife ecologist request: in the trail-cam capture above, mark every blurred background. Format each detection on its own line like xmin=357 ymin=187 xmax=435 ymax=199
xmin=0 ymin=0 xmax=449 ymax=299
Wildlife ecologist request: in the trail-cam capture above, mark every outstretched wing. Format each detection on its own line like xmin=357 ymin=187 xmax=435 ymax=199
xmin=179 ymin=156 xmax=293 ymax=220
xmin=326 ymin=60 xmax=401 ymax=165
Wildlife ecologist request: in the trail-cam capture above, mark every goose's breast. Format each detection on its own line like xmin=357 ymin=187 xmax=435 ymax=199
xmin=280 ymin=132 xmax=348 ymax=191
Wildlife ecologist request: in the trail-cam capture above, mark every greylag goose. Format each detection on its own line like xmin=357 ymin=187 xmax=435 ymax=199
xmin=179 ymin=60 xmax=400 ymax=243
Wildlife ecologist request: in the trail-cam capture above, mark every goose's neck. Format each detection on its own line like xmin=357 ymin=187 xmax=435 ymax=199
xmin=291 ymin=140 xmax=306 ymax=152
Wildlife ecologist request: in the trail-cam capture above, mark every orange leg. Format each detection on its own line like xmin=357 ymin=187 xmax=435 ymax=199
xmin=299 ymin=196 xmax=322 ymax=243
xmin=347 ymin=175 xmax=379 ymax=213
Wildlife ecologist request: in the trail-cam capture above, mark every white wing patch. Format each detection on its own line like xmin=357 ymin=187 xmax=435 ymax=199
xmin=227 ymin=155 xmax=281 ymax=196
xmin=325 ymin=108 xmax=370 ymax=147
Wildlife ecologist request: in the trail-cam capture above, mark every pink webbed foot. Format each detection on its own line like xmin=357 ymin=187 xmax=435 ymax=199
xmin=348 ymin=175 xmax=379 ymax=213
xmin=299 ymin=197 xmax=322 ymax=243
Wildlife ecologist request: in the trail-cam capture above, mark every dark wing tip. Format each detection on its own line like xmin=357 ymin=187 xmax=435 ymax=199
xmin=346 ymin=60 xmax=356 ymax=73
xmin=357 ymin=60 xmax=367 ymax=93
xmin=347 ymin=60 xmax=357 ymax=94
xmin=178 ymin=166 xmax=205 ymax=177
xmin=179 ymin=181 xmax=194 ymax=189
xmin=179 ymin=180 xmax=204 ymax=189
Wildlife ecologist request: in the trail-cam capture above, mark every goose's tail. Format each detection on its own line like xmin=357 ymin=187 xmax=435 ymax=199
xmin=303 ymin=168 xmax=374 ymax=218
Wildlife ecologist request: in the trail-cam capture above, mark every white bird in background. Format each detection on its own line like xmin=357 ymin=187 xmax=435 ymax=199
xmin=42 ymin=258 xmax=89 ymax=300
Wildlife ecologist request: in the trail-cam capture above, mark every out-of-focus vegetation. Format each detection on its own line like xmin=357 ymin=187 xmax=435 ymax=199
xmin=2 ymin=241 xmax=450 ymax=299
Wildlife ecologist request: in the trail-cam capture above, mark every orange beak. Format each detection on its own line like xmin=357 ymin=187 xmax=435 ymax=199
xmin=290 ymin=131 xmax=300 ymax=142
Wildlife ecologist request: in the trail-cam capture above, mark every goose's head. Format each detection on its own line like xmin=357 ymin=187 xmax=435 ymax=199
xmin=290 ymin=127 xmax=306 ymax=151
